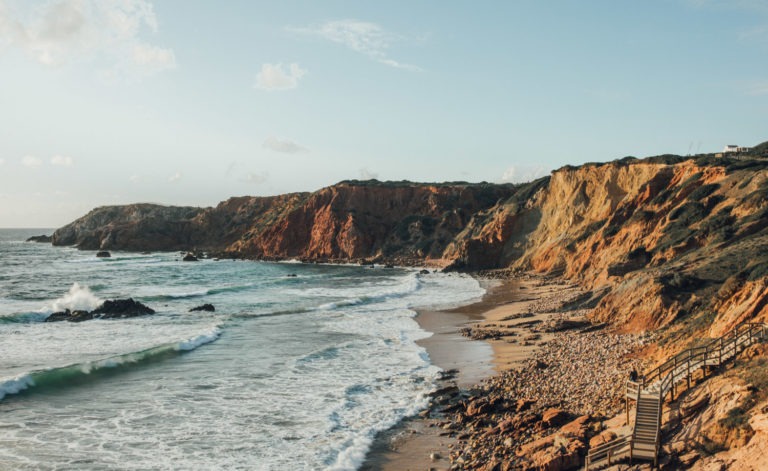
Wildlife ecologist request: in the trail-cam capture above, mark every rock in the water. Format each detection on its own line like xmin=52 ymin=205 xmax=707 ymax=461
xmin=190 ymin=304 xmax=215 ymax=312
xmin=96 ymin=251 xmax=111 ymax=258
xmin=26 ymin=234 xmax=52 ymax=243
xmin=92 ymin=299 xmax=155 ymax=318
xmin=183 ymin=253 xmax=199 ymax=262
xmin=46 ymin=298 xmax=156 ymax=322
xmin=45 ymin=309 xmax=94 ymax=322
xmin=420 ymin=269 xmax=430 ymax=274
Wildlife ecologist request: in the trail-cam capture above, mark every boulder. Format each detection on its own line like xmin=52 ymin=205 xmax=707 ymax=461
xmin=542 ymin=408 xmax=570 ymax=428
xmin=44 ymin=309 xmax=93 ymax=322
xmin=91 ymin=299 xmax=155 ymax=318
xmin=26 ymin=234 xmax=52 ymax=243
xmin=96 ymin=251 xmax=111 ymax=258
xmin=190 ymin=304 xmax=215 ymax=312
xmin=183 ymin=253 xmax=199 ymax=262
xmin=559 ymin=415 xmax=591 ymax=440
xmin=46 ymin=298 xmax=155 ymax=322
xmin=588 ymin=430 xmax=617 ymax=448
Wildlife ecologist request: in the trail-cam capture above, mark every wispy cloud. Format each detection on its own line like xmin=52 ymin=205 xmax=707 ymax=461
xmin=359 ymin=168 xmax=379 ymax=180
xmin=168 ymin=171 xmax=182 ymax=183
xmin=226 ymin=162 xmax=269 ymax=185
xmin=255 ymin=63 xmax=306 ymax=91
xmin=21 ymin=155 xmax=42 ymax=168
xmin=0 ymin=158 xmax=5 ymax=166
xmin=263 ymin=136 xmax=308 ymax=154
xmin=243 ymin=172 xmax=268 ymax=184
xmin=746 ymin=81 xmax=768 ymax=95
xmin=50 ymin=154 xmax=74 ymax=166
xmin=0 ymin=0 xmax=175 ymax=75
xmin=289 ymin=19 xmax=421 ymax=71
xmin=129 ymin=174 xmax=141 ymax=183
xmin=500 ymin=165 xmax=550 ymax=184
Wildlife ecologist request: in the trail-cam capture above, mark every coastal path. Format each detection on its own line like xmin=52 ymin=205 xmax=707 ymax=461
xmin=584 ymin=322 xmax=768 ymax=470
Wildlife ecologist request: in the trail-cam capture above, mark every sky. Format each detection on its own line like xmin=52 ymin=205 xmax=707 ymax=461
xmin=0 ymin=0 xmax=767 ymax=227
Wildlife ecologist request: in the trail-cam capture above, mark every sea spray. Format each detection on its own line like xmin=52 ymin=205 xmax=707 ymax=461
xmin=49 ymin=282 xmax=103 ymax=313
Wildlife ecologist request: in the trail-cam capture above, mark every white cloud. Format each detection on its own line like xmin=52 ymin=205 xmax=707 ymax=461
xmin=746 ymin=81 xmax=768 ymax=95
xmin=255 ymin=63 xmax=306 ymax=91
xmin=21 ymin=155 xmax=42 ymax=168
xmin=0 ymin=0 xmax=175 ymax=75
xmin=500 ymin=165 xmax=551 ymax=184
xmin=290 ymin=19 xmax=421 ymax=70
xmin=359 ymin=168 xmax=379 ymax=180
xmin=132 ymin=42 xmax=175 ymax=70
xmin=50 ymin=154 xmax=74 ymax=166
xmin=168 ymin=171 xmax=182 ymax=182
xmin=244 ymin=172 xmax=268 ymax=184
xmin=263 ymin=136 xmax=308 ymax=153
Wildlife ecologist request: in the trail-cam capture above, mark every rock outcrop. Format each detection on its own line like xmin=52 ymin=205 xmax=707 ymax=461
xmin=45 ymin=298 xmax=155 ymax=322
xmin=26 ymin=234 xmax=52 ymax=243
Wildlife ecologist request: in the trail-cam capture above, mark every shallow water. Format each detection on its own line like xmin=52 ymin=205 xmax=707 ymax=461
xmin=0 ymin=229 xmax=484 ymax=470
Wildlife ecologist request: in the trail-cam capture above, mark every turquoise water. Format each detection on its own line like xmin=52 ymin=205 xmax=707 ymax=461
xmin=0 ymin=229 xmax=484 ymax=470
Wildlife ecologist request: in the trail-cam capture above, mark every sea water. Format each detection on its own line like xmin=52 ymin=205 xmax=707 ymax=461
xmin=0 ymin=229 xmax=485 ymax=470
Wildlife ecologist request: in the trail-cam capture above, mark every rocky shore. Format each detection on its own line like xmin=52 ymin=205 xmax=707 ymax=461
xmin=368 ymin=274 xmax=654 ymax=471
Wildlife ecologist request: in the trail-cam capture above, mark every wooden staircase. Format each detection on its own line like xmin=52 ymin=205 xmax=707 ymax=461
xmin=584 ymin=322 xmax=767 ymax=470
xmin=631 ymin=392 xmax=661 ymax=465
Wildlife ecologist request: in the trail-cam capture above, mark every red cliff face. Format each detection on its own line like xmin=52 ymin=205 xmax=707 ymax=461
xmin=225 ymin=182 xmax=515 ymax=264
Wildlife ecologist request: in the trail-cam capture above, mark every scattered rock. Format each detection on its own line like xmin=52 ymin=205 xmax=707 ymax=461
xmin=183 ymin=253 xmax=199 ymax=262
xmin=420 ymin=269 xmax=430 ymax=274
xmin=190 ymin=304 xmax=215 ymax=312
xmin=96 ymin=251 xmax=111 ymax=258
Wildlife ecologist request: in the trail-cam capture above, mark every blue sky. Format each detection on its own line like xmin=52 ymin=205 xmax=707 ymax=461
xmin=1 ymin=0 xmax=766 ymax=227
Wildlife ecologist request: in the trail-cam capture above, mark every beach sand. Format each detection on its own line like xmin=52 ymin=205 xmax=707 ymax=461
xmin=361 ymin=275 xmax=582 ymax=471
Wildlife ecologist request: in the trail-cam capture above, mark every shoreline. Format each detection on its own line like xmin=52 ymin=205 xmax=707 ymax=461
xmin=362 ymin=275 xmax=556 ymax=470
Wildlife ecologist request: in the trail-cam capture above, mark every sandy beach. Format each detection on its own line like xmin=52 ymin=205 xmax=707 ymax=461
xmin=362 ymin=273 xmax=651 ymax=470
xmin=362 ymin=275 xmax=571 ymax=470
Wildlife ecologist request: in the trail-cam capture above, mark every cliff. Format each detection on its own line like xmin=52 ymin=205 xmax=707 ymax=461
xmin=53 ymin=154 xmax=768 ymax=338
xmin=52 ymin=181 xmax=518 ymax=263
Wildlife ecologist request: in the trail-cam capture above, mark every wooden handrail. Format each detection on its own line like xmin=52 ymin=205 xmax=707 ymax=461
xmin=588 ymin=321 xmax=767 ymax=470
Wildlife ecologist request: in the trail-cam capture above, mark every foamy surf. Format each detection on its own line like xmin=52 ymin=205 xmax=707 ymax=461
xmin=0 ymin=326 xmax=222 ymax=402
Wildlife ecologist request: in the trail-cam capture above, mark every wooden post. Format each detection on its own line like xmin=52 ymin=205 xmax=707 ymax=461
xmin=687 ymin=350 xmax=691 ymax=390
xmin=719 ymin=338 xmax=723 ymax=365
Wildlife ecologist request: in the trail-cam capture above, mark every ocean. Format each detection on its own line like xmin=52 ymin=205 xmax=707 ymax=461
xmin=0 ymin=228 xmax=485 ymax=470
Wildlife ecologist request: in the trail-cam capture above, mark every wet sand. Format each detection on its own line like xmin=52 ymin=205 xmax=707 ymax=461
xmin=362 ymin=276 xmax=570 ymax=471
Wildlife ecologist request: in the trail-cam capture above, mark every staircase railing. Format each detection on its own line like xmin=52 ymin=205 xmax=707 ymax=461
xmin=584 ymin=321 xmax=767 ymax=470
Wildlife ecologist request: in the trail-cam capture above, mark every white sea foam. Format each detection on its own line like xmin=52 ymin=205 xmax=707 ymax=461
xmin=48 ymin=283 xmax=103 ymax=313
xmin=176 ymin=327 xmax=221 ymax=351
xmin=0 ymin=374 xmax=34 ymax=400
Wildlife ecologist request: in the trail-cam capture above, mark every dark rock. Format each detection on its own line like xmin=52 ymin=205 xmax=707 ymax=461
xmin=44 ymin=309 xmax=93 ymax=322
xmin=183 ymin=253 xmax=199 ymax=262
xmin=96 ymin=251 xmax=111 ymax=258
xmin=92 ymin=299 xmax=155 ymax=318
xmin=420 ymin=269 xmax=430 ymax=274
xmin=45 ymin=299 xmax=155 ymax=322
xmin=286 ymin=273 xmax=297 ymax=277
xmin=26 ymin=234 xmax=52 ymax=243
xmin=384 ymin=263 xmax=395 ymax=269
xmin=190 ymin=304 xmax=215 ymax=312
